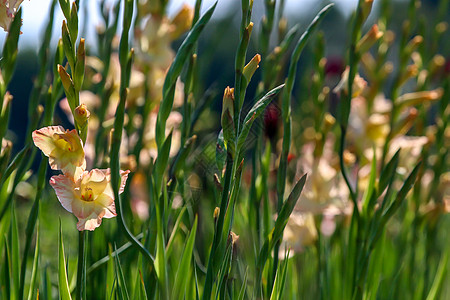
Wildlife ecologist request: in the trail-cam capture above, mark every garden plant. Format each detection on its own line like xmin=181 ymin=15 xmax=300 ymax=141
xmin=0 ymin=0 xmax=448 ymax=299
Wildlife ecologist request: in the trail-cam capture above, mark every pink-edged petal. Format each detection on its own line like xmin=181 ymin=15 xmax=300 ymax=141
xmin=119 ymin=170 xmax=131 ymax=194
xmin=32 ymin=126 xmax=65 ymax=157
xmin=76 ymin=210 xmax=106 ymax=231
xmin=49 ymin=174 xmax=77 ymax=213
xmin=101 ymin=169 xmax=130 ymax=199
xmin=103 ymin=202 xmax=117 ymax=219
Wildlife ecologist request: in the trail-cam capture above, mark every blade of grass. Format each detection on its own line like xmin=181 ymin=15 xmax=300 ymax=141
xmin=425 ymin=252 xmax=448 ymax=300
xmin=58 ymin=221 xmax=72 ymax=300
xmin=26 ymin=224 xmax=39 ymax=300
xmin=172 ymin=216 xmax=198 ymax=299
xmin=113 ymin=244 xmax=130 ymax=300
xmin=156 ymin=1 xmax=217 ymax=148
xmin=11 ymin=203 xmax=20 ymax=300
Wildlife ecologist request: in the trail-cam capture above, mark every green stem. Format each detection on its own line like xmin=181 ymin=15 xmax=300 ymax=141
xmin=76 ymin=231 xmax=86 ymax=300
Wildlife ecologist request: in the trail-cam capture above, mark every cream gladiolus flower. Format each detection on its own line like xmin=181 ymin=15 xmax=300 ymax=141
xmin=32 ymin=126 xmax=86 ymax=180
xmin=50 ymin=169 xmax=130 ymax=231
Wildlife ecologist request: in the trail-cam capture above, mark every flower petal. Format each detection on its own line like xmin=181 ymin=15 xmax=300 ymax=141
xmin=76 ymin=210 xmax=106 ymax=231
xmin=32 ymin=126 xmax=65 ymax=158
xmin=49 ymin=174 xmax=78 ymax=213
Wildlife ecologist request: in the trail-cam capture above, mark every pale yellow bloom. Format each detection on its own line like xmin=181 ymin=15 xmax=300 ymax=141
xmin=50 ymin=168 xmax=130 ymax=231
xmin=32 ymin=126 xmax=86 ymax=180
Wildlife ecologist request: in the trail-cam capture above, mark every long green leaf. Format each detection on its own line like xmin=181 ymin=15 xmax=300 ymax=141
xmin=236 ymin=84 xmax=284 ymax=152
xmin=426 ymin=252 xmax=448 ymax=300
xmin=156 ymin=1 xmax=217 ymax=148
xmin=172 ymin=217 xmax=198 ymax=299
xmin=26 ymin=224 xmax=39 ymax=300
xmin=58 ymin=221 xmax=72 ymax=300
xmin=11 ymin=203 xmax=20 ymax=300
xmin=105 ymin=244 xmax=115 ymax=300
xmin=113 ymin=244 xmax=130 ymax=300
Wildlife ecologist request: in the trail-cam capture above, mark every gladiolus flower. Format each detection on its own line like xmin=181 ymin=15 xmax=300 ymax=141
xmin=50 ymin=169 xmax=130 ymax=231
xmin=32 ymin=126 xmax=86 ymax=180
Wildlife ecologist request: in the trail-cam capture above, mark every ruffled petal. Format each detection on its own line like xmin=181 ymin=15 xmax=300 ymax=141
xmin=32 ymin=126 xmax=65 ymax=158
xmin=76 ymin=210 xmax=106 ymax=231
xmin=94 ymin=194 xmax=116 ymax=218
xmin=49 ymin=174 xmax=78 ymax=213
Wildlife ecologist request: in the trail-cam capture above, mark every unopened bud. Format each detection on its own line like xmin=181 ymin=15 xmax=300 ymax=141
xmin=278 ymin=17 xmax=287 ymax=38
xmin=243 ymin=54 xmax=261 ymax=83
xmin=397 ymin=88 xmax=444 ymax=109
xmin=398 ymin=64 xmax=418 ymax=86
xmin=323 ymin=113 xmax=336 ymax=133
xmin=221 ymin=86 xmax=235 ymax=123
xmin=361 ymin=0 xmax=374 ymax=21
xmin=429 ymin=54 xmax=445 ymax=75
xmin=74 ymin=104 xmax=90 ymax=128
xmin=392 ymin=107 xmax=418 ymax=137
xmin=213 ymin=207 xmax=220 ymax=223
xmin=221 ymin=87 xmax=236 ymax=154
xmin=58 ymin=64 xmax=76 ymax=111
xmin=417 ymin=70 xmax=428 ymax=88
xmin=381 ymin=62 xmax=394 ymax=77
xmin=356 ymin=24 xmax=383 ymax=54
xmin=404 ymin=36 xmax=423 ymax=55
xmin=74 ymin=38 xmax=86 ymax=92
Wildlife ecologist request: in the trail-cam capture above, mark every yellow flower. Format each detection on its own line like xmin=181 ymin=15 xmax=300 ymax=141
xmin=32 ymin=126 xmax=86 ymax=180
xmin=50 ymin=169 xmax=130 ymax=231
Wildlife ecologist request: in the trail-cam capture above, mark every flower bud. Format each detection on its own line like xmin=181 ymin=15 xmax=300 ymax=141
xmin=429 ymin=54 xmax=445 ymax=76
xmin=74 ymin=38 xmax=86 ymax=92
xmin=243 ymin=54 xmax=261 ymax=83
xmin=404 ymin=35 xmax=423 ymax=55
xmin=361 ymin=0 xmax=374 ymax=22
xmin=58 ymin=64 xmax=76 ymax=111
xmin=397 ymin=88 xmax=443 ymax=109
xmin=398 ymin=64 xmax=418 ymax=86
xmin=221 ymin=87 xmax=236 ymax=154
xmin=213 ymin=207 xmax=220 ymax=224
xmin=74 ymin=104 xmax=90 ymax=128
xmin=356 ymin=24 xmax=383 ymax=54
xmin=221 ymin=86 xmax=235 ymax=123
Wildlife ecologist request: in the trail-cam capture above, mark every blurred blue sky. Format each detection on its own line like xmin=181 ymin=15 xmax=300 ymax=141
xmin=9 ymin=0 xmax=364 ymax=48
